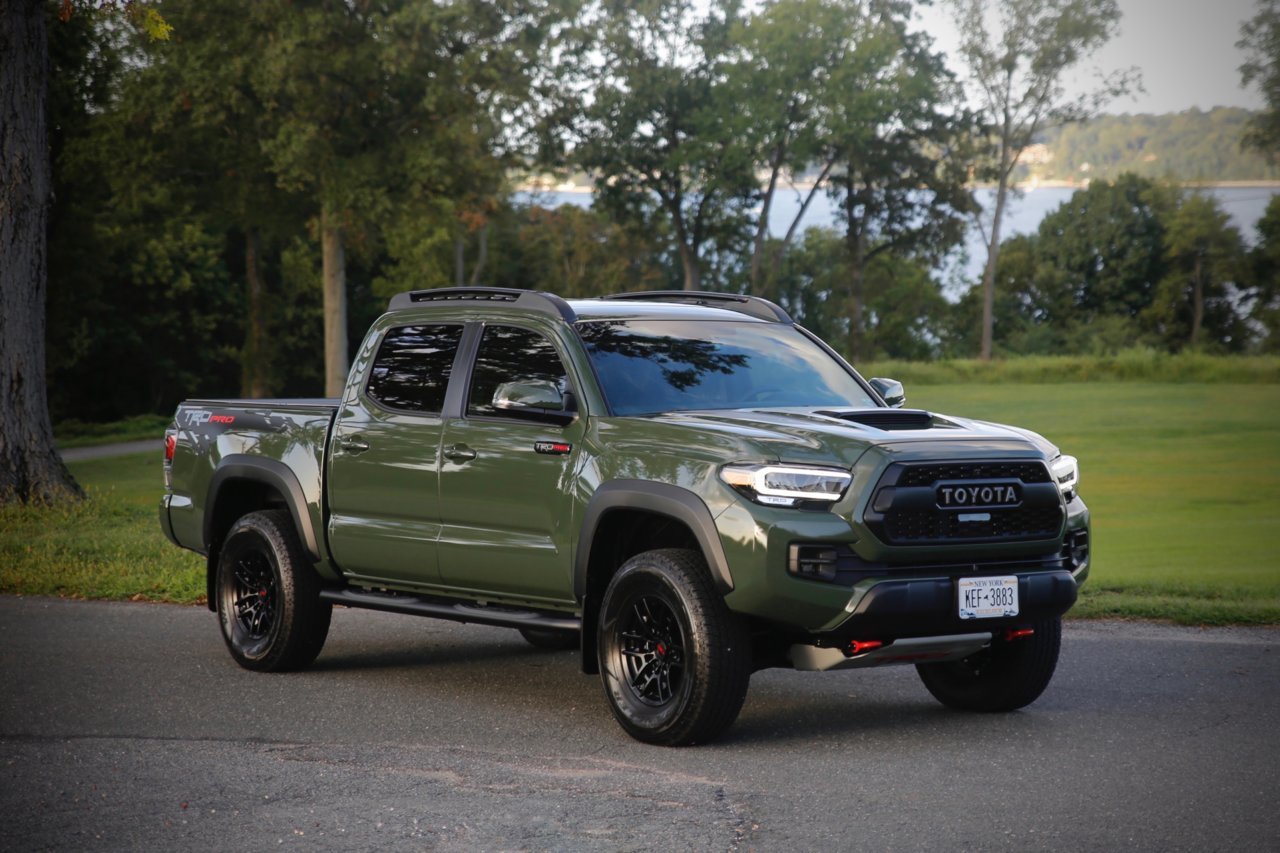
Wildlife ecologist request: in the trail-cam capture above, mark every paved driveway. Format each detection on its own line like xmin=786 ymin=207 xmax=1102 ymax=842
xmin=1 ymin=597 xmax=1276 ymax=850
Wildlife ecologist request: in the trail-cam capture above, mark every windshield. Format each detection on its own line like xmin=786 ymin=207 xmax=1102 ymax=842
xmin=577 ymin=319 xmax=878 ymax=416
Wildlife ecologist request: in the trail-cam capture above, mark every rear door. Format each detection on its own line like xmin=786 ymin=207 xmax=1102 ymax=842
xmin=436 ymin=324 xmax=584 ymax=604
xmin=326 ymin=322 xmax=464 ymax=587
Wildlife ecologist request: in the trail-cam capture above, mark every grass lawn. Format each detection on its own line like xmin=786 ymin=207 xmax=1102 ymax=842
xmin=908 ymin=383 xmax=1280 ymax=625
xmin=5 ymin=382 xmax=1279 ymax=624
xmin=0 ymin=453 xmax=203 ymax=602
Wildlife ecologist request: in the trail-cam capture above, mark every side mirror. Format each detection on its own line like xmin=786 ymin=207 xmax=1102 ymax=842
xmin=868 ymin=377 xmax=906 ymax=409
xmin=494 ymin=379 xmax=565 ymax=411
xmin=493 ymin=379 xmax=576 ymax=425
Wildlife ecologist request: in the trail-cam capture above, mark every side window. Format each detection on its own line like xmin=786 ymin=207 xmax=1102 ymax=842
xmin=366 ymin=324 xmax=463 ymax=413
xmin=467 ymin=326 xmax=569 ymax=419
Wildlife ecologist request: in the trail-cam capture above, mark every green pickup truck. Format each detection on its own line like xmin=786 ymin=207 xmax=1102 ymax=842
xmin=160 ymin=287 xmax=1089 ymax=745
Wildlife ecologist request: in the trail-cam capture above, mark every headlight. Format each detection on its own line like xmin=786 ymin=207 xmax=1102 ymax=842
xmin=1051 ymin=455 xmax=1079 ymax=496
xmin=720 ymin=464 xmax=852 ymax=508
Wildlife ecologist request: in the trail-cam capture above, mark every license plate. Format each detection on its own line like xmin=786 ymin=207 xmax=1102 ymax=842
xmin=958 ymin=576 xmax=1019 ymax=619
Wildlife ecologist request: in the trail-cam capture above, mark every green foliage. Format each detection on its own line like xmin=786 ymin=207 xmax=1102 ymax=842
xmin=1239 ymin=0 xmax=1280 ymax=162
xmin=55 ymin=414 xmax=171 ymax=448
xmin=1248 ymin=196 xmax=1280 ymax=351
xmin=498 ymin=203 xmax=669 ymax=296
xmin=566 ymin=0 xmax=758 ymax=290
xmin=772 ymin=228 xmax=950 ymax=361
xmin=952 ymin=175 xmax=1261 ymax=356
xmin=1032 ymin=108 xmax=1280 ymax=182
xmin=1148 ymin=194 xmax=1248 ymax=350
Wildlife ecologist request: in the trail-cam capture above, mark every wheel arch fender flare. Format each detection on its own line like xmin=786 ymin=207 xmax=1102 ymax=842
xmin=574 ymin=479 xmax=734 ymax=600
xmin=204 ymin=455 xmax=321 ymax=563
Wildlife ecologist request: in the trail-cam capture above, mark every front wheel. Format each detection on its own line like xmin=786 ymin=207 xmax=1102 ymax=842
xmin=597 ymin=549 xmax=751 ymax=746
xmin=216 ymin=509 xmax=331 ymax=672
xmin=916 ymin=617 xmax=1062 ymax=712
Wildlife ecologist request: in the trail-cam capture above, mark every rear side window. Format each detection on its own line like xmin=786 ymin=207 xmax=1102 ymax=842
xmin=366 ymin=324 xmax=463 ymax=413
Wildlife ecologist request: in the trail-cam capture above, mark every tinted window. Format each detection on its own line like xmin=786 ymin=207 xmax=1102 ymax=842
xmin=467 ymin=326 xmax=568 ymax=418
xmin=577 ymin=319 xmax=877 ymax=415
xmin=366 ymin=325 xmax=463 ymax=413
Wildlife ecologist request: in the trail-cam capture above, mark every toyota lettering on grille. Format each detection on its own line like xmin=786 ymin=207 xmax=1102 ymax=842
xmin=936 ymin=482 xmax=1022 ymax=509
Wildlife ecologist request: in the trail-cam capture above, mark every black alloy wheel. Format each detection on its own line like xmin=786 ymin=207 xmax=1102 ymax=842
xmin=617 ymin=592 xmax=687 ymax=706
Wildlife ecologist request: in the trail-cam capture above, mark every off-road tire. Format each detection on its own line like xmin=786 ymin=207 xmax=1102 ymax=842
xmin=216 ymin=509 xmax=331 ymax=672
xmin=916 ymin=617 xmax=1062 ymax=712
xmin=598 ymin=548 xmax=751 ymax=746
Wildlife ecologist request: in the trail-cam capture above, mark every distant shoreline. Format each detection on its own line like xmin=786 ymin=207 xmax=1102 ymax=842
xmin=517 ymin=179 xmax=1280 ymax=193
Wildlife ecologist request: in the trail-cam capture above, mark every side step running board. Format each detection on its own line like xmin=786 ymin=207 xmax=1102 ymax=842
xmin=319 ymin=588 xmax=581 ymax=633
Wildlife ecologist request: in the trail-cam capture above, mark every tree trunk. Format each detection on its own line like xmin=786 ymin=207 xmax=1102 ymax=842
xmin=748 ymin=149 xmax=783 ymax=296
xmin=453 ymin=234 xmax=465 ymax=286
xmin=843 ymin=181 xmax=866 ymax=363
xmin=321 ymin=209 xmax=348 ymax=398
xmin=677 ymin=242 xmax=701 ymax=291
xmin=0 ymin=0 xmax=82 ymax=506
xmin=468 ymin=223 xmax=489 ymax=285
xmin=979 ymin=173 xmax=1010 ymax=362
xmin=1190 ymin=254 xmax=1204 ymax=347
xmin=240 ymin=229 xmax=269 ymax=398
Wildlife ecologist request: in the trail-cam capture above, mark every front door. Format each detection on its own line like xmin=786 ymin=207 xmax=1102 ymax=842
xmin=436 ymin=324 xmax=583 ymax=604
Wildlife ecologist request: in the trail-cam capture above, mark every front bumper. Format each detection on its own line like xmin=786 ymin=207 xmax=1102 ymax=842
xmin=818 ymin=568 xmax=1078 ymax=643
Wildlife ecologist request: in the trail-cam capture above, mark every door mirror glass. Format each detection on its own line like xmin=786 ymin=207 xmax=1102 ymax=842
xmin=868 ymin=377 xmax=906 ymax=409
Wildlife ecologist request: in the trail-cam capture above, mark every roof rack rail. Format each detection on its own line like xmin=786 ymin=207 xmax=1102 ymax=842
xmin=388 ymin=287 xmax=576 ymax=321
xmin=600 ymin=290 xmax=792 ymax=323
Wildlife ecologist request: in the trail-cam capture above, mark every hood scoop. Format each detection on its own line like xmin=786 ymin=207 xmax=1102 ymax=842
xmin=816 ymin=408 xmax=938 ymax=430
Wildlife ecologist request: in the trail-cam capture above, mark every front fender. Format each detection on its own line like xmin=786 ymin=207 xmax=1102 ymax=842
xmin=574 ymin=479 xmax=734 ymax=598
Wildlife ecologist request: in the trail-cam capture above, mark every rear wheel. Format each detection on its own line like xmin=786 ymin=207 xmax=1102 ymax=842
xmin=916 ymin=617 xmax=1062 ymax=712
xmin=216 ymin=509 xmax=331 ymax=672
xmin=598 ymin=549 xmax=750 ymax=746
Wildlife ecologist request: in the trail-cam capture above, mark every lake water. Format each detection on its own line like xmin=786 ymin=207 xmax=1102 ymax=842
xmin=522 ymin=185 xmax=1280 ymax=284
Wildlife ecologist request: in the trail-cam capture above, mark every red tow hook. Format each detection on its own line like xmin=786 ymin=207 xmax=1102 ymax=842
xmin=844 ymin=640 xmax=884 ymax=656
xmin=1004 ymin=628 xmax=1035 ymax=642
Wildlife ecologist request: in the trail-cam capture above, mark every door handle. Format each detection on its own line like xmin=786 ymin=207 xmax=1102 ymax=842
xmin=339 ymin=436 xmax=370 ymax=454
xmin=444 ymin=443 xmax=477 ymax=463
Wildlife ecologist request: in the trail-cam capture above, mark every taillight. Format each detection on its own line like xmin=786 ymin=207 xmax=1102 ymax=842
xmin=164 ymin=433 xmax=176 ymax=462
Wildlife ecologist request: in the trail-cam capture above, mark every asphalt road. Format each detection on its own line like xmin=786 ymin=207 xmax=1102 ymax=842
xmin=1 ymin=597 xmax=1276 ymax=851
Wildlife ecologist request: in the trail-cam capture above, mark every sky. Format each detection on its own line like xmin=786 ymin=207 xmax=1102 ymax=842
xmin=913 ymin=0 xmax=1266 ymax=115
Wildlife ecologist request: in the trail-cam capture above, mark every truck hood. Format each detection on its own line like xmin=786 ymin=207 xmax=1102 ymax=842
xmin=639 ymin=407 xmax=1059 ymax=467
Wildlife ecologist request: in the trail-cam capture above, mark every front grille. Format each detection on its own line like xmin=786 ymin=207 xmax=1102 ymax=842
xmin=885 ymin=506 xmax=1064 ymax=542
xmin=866 ymin=459 xmax=1063 ymax=545
xmin=898 ymin=461 xmax=1051 ymax=487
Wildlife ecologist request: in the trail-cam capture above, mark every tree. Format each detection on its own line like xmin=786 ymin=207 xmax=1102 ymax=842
xmin=567 ymin=0 xmax=758 ymax=291
xmin=1 ymin=0 xmax=172 ymax=506
xmin=722 ymin=0 xmax=847 ymax=295
xmin=1149 ymin=194 xmax=1248 ymax=351
xmin=822 ymin=0 xmax=973 ymax=361
xmin=946 ymin=0 xmax=1137 ymax=360
xmin=769 ymin=227 xmax=950 ymax=360
xmin=1240 ymin=0 xmax=1280 ymax=161
xmin=0 ymin=0 xmax=82 ymax=504
xmin=1248 ymin=196 xmax=1280 ymax=351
